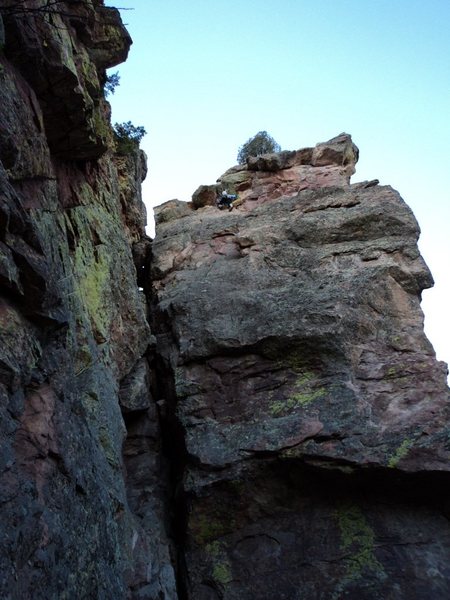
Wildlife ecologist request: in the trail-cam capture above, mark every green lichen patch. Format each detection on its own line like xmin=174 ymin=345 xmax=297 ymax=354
xmin=269 ymin=369 xmax=325 ymax=416
xmin=74 ymin=242 xmax=111 ymax=341
xmin=205 ymin=541 xmax=221 ymax=557
xmin=295 ymin=371 xmax=316 ymax=384
xmin=387 ymin=438 xmax=414 ymax=468
xmin=205 ymin=541 xmax=233 ymax=586
xmin=190 ymin=512 xmax=235 ymax=545
xmin=334 ymin=502 xmax=386 ymax=595
xmin=212 ymin=561 xmax=232 ymax=585
xmin=92 ymin=107 xmax=111 ymax=145
xmin=270 ymin=398 xmax=291 ymax=417
xmin=385 ymin=364 xmax=410 ymax=384
xmin=292 ymin=387 xmax=324 ymax=406
xmin=386 ymin=365 xmax=398 ymax=378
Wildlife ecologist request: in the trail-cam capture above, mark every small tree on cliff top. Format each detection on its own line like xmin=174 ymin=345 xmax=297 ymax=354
xmin=237 ymin=130 xmax=281 ymax=164
xmin=114 ymin=121 xmax=146 ymax=155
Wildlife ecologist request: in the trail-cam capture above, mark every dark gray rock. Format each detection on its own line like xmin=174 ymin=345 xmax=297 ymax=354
xmin=120 ymin=358 xmax=153 ymax=412
xmin=1 ymin=1 xmax=129 ymax=159
xmin=0 ymin=3 xmax=176 ymax=598
xmin=152 ymin=139 xmax=450 ymax=599
xmin=0 ymin=14 xmax=4 ymax=49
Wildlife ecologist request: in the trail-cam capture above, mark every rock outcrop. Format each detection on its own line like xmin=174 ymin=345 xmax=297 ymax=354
xmin=152 ymin=136 xmax=450 ymax=599
xmin=1 ymin=3 xmax=449 ymax=599
xmin=188 ymin=132 xmax=358 ymax=213
xmin=0 ymin=2 xmax=175 ymax=598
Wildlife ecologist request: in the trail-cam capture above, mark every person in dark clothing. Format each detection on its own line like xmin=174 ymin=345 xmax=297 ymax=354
xmin=217 ymin=190 xmax=238 ymax=211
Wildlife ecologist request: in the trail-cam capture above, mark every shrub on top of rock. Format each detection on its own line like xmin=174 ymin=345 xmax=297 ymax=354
xmin=114 ymin=121 xmax=146 ymax=155
xmin=237 ymin=130 xmax=281 ymax=164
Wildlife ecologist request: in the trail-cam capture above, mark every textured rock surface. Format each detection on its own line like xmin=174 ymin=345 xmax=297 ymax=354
xmin=152 ymin=136 xmax=450 ymax=599
xmin=1 ymin=3 xmax=449 ymax=598
xmin=1 ymin=0 xmax=130 ymax=160
xmin=0 ymin=2 xmax=175 ymax=598
xmin=189 ymin=133 xmax=359 ymax=213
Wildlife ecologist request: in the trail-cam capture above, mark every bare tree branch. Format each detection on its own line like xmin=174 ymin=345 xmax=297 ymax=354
xmin=0 ymin=1 xmax=133 ymax=17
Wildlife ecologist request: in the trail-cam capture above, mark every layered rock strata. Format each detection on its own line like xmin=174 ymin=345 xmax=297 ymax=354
xmin=0 ymin=2 xmax=175 ymax=598
xmin=152 ymin=136 xmax=450 ymax=599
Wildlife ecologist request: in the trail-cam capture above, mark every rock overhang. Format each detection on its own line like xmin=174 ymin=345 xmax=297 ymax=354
xmin=152 ymin=133 xmax=449 ymax=476
xmin=150 ymin=134 xmax=450 ymax=597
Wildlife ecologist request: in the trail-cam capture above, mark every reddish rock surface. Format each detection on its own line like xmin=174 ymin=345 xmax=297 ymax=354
xmin=187 ymin=132 xmax=359 ymax=214
xmin=1 ymin=3 xmax=449 ymax=599
xmin=152 ymin=136 xmax=450 ymax=599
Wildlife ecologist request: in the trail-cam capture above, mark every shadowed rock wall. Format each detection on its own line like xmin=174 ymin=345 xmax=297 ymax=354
xmin=1 ymin=3 xmax=449 ymax=598
xmin=152 ymin=135 xmax=450 ymax=599
xmin=0 ymin=1 xmax=175 ymax=597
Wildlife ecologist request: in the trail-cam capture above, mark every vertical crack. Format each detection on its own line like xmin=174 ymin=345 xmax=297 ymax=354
xmin=150 ymin=304 xmax=190 ymax=600
xmin=121 ymin=235 xmax=190 ymax=599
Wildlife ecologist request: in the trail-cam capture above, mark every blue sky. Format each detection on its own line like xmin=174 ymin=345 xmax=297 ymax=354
xmin=105 ymin=0 xmax=450 ymax=371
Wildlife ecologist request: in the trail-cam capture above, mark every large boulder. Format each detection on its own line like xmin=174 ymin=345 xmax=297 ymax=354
xmin=154 ymin=199 xmax=193 ymax=225
xmin=151 ymin=137 xmax=450 ymax=599
xmin=192 ymin=183 xmax=218 ymax=208
xmin=311 ymin=131 xmax=359 ymax=168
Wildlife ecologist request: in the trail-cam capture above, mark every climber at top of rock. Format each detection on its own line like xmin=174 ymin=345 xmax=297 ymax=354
xmin=217 ymin=189 xmax=238 ymax=211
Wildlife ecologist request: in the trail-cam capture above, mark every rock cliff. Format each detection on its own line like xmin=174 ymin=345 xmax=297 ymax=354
xmin=0 ymin=3 xmax=449 ymax=599
xmin=153 ymin=135 xmax=450 ymax=599
xmin=0 ymin=2 xmax=175 ymax=598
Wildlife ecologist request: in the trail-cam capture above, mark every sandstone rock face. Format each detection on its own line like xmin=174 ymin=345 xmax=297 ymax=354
xmin=214 ymin=133 xmax=359 ymax=211
xmin=0 ymin=2 xmax=175 ymax=598
xmin=1 ymin=0 xmax=130 ymax=160
xmin=1 ymin=3 xmax=449 ymax=597
xmin=152 ymin=137 xmax=450 ymax=599
xmin=188 ymin=134 xmax=359 ymax=217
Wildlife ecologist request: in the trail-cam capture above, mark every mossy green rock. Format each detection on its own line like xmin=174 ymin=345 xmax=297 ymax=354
xmin=0 ymin=3 xmax=175 ymax=598
xmin=2 ymin=1 xmax=130 ymax=159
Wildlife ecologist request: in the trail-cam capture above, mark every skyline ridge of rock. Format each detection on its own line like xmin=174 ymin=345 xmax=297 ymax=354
xmin=152 ymin=133 xmax=450 ymax=599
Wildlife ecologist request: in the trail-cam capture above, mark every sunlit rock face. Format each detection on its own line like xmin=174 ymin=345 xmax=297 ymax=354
xmin=152 ymin=135 xmax=450 ymax=599
xmin=188 ymin=132 xmax=359 ymax=212
xmin=0 ymin=2 xmax=175 ymax=598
